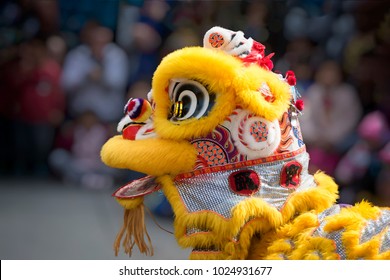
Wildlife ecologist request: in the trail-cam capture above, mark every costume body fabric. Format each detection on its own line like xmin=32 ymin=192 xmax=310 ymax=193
xmin=101 ymin=27 xmax=390 ymax=260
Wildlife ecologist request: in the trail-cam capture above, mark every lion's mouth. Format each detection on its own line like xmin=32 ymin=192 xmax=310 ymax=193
xmin=113 ymin=175 xmax=161 ymax=199
xmin=122 ymin=123 xmax=144 ymax=140
xmin=118 ymin=112 xmax=156 ymax=141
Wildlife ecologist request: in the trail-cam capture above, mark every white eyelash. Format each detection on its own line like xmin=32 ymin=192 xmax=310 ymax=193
xmin=117 ymin=115 xmax=131 ymax=133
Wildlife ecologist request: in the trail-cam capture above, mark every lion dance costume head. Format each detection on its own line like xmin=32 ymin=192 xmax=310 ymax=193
xmin=101 ymin=27 xmax=390 ymax=260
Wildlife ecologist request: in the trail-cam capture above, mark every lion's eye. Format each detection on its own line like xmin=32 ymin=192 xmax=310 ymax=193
xmin=169 ymin=80 xmax=214 ymax=121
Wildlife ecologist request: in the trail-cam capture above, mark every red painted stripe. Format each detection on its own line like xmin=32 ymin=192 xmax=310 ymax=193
xmin=175 ymin=146 xmax=306 ymax=180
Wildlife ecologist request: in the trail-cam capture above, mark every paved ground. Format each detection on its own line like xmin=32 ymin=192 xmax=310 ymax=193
xmin=0 ymin=178 xmax=190 ymax=260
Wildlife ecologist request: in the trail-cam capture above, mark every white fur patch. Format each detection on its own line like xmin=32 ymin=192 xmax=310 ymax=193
xmin=135 ymin=120 xmax=156 ymax=140
xmin=117 ymin=115 xmax=131 ymax=133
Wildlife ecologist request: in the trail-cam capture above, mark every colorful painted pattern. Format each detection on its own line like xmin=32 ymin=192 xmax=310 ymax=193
xmin=193 ymin=140 xmax=227 ymax=167
xmin=191 ymin=125 xmax=244 ymax=168
xmin=208 ymin=32 xmax=225 ymax=48
xmin=250 ymin=120 xmax=268 ymax=142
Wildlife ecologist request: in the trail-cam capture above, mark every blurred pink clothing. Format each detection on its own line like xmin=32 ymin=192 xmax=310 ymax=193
xmin=301 ymin=83 xmax=362 ymax=147
xmin=71 ymin=123 xmax=109 ymax=170
xmin=357 ymin=111 xmax=388 ymax=142
xmin=300 ymin=82 xmax=362 ymax=174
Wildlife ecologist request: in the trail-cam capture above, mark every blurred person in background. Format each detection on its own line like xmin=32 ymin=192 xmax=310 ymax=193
xmin=12 ymin=38 xmax=65 ymax=177
xmin=274 ymin=37 xmax=323 ymax=94
xmin=335 ymin=111 xmax=389 ymax=204
xmin=300 ymin=60 xmax=362 ymax=175
xmin=46 ymin=35 xmax=67 ymax=65
xmin=0 ymin=0 xmax=62 ymax=176
xmin=49 ymin=110 xmax=117 ymax=189
xmin=125 ymin=0 xmax=171 ymax=84
xmin=61 ymin=21 xmax=129 ymax=125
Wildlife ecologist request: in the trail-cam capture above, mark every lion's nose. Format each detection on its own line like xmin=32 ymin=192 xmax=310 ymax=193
xmin=122 ymin=98 xmax=153 ymax=140
xmin=124 ymin=98 xmax=152 ymax=122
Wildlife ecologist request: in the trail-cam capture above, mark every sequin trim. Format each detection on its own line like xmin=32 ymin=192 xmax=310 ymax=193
xmin=327 ymin=229 xmax=346 ymax=259
xmin=380 ymin=226 xmax=390 ymax=254
xmin=313 ymin=205 xmax=345 ymax=259
xmin=360 ymin=209 xmax=390 ymax=249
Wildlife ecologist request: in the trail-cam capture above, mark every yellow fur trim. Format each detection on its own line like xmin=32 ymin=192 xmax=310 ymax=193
xmin=251 ymin=201 xmax=390 ymax=260
xmin=279 ymin=171 xmax=339 ymax=222
xmin=249 ymin=212 xmax=320 ymax=259
xmin=290 ymin=237 xmax=340 ymax=260
xmin=160 ymin=171 xmax=339 ymax=260
xmin=101 ymin=136 xmax=197 ymax=176
xmin=281 ymin=213 xmax=339 ymax=260
xmin=116 ymin=197 xmax=143 ymax=209
xmin=247 ymin=234 xmax=277 ymax=260
xmin=151 ymin=47 xmax=292 ymax=141
xmin=160 ymin=174 xmax=283 ymax=259
xmin=322 ymin=202 xmax=389 ymax=260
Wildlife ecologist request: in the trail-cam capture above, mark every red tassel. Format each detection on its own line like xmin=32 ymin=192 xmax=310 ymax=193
xmin=295 ymin=99 xmax=304 ymax=111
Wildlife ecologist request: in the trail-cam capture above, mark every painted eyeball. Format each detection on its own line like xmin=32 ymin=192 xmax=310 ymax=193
xmin=169 ymin=80 xmax=215 ymax=122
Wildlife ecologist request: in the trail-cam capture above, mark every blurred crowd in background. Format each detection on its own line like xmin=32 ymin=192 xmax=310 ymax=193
xmin=0 ymin=0 xmax=389 ymax=207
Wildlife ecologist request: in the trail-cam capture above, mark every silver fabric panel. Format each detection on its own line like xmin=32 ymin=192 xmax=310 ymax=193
xmin=327 ymin=229 xmax=347 ymax=259
xmin=313 ymin=206 xmax=346 ymax=259
xmin=175 ymin=152 xmax=313 ymax=218
xmin=380 ymin=225 xmax=390 ymax=254
xmin=314 ymin=205 xmax=342 ymax=235
xmin=360 ymin=209 xmax=390 ymax=244
xmin=317 ymin=205 xmax=341 ymax=223
xmin=313 ymin=207 xmax=390 ymax=258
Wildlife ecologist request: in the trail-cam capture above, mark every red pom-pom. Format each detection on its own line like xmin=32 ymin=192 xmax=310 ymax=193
xmin=287 ymin=76 xmax=296 ymax=86
xmin=295 ymin=99 xmax=304 ymax=111
xmin=285 ymin=70 xmax=296 ymax=86
xmin=124 ymin=98 xmax=152 ymax=122
xmin=285 ymin=70 xmax=294 ymax=78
